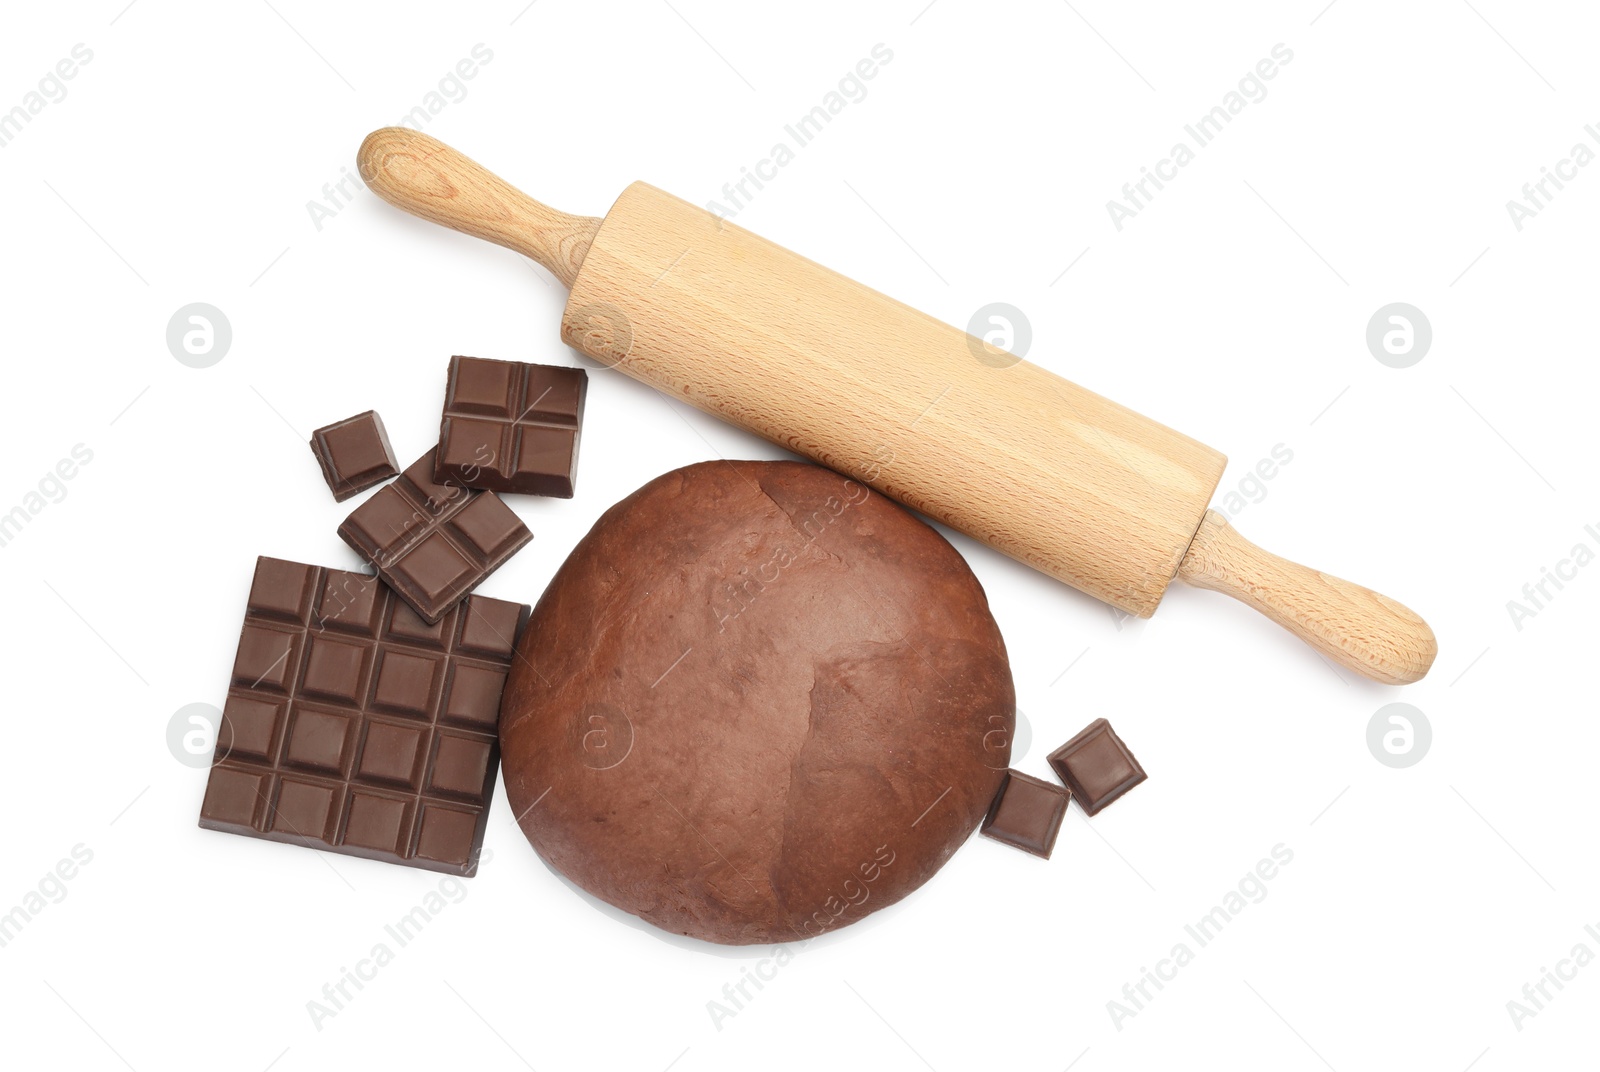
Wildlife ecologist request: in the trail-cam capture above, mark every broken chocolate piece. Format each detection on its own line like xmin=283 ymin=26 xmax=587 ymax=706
xmin=981 ymin=770 xmax=1069 ymax=858
xmin=338 ymin=449 xmax=532 ymax=624
xmin=435 ymin=355 xmax=587 ymax=498
xmin=309 ymin=410 xmax=399 ymax=502
xmin=198 ymin=556 xmax=529 ymax=875
xmin=1047 ymin=717 xmax=1146 ymax=816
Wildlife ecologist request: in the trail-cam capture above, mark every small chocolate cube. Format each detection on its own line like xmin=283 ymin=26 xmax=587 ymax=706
xmin=981 ymin=770 xmax=1069 ymax=858
xmin=1047 ymin=718 xmax=1146 ymax=816
xmin=309 ymin=410 xmax=399 ymax=501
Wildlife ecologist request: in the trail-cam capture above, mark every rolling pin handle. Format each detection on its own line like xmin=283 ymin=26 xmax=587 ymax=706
xmin=357 ymin=127 xmax=601 ymax=288
xmin=1177 ymin=510 xmax=1437 ymax=685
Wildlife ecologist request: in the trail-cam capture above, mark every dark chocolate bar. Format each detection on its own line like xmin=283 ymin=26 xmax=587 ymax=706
xmin=981 ymin=770 xmax=1069 ymax=858
xmin=338 ymin=449 xmax=531 ymax=624
xmin=1047 ymin=718 xmax=1146 ymax=816
xmin=309 ymin=410 xmax=399 ymax=502
xmin=198 ymin=556 xmax=529 ymax=875
xmin=435 ymin=355 xmax=587 ymax=498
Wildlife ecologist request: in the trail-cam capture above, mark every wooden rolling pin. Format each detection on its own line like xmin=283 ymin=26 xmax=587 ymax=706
xmin=357 ymin=128 xmax=1437 ymax=685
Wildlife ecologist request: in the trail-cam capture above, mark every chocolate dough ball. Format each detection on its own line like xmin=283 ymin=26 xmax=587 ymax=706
xmin=499 ymin=461 xmax=1013 ymax=945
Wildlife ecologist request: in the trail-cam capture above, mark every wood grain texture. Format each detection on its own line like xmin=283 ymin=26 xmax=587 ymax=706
xmin=356 ymin=127 xmax=599 ymax=287
xmin=1177 ymin=510 xmax=1437 ymax=684
xmin=562 ymin=182 xmax=1227 ymax=616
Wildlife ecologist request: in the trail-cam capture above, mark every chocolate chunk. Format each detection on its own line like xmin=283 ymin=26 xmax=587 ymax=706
xmin=338 ymin=449 xmax=532 ymax=624
xmin=198 ymin=557 xmax=529 ymax=875
xmin=1048 ymin=717 xmax=1146 ymax=816
xmin=435 ymin=355 xmax=587 ymax=498
xmin=981 ymin=770 xmax=1069 ymax=858
xmin=309 ymin=410 xmax=399 ymax=501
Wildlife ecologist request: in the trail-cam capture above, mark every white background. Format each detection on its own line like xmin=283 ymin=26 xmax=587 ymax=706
xmin=1 ymin=1 xmax=1596 ymax=1069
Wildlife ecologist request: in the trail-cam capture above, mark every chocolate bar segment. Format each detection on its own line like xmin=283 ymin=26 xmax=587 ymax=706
xmin=981 ymin=770 xmax=1069 ymax=858
xmin=338 ymin=449 xmax=532 ymax=624
xmin=198 ymin=556 xmax=529 ymax=875
xmin=309 ymin=410 xmax=399 ymax=502
xmin=1047 ymin=717 xmax=1146 ymax=816
xmin=435 ymin=355 xmax=587 ymax=498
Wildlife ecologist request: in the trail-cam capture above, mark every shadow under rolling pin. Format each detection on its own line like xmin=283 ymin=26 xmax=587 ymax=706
xmin=356 ymin=127 xmax=1437 ymax=686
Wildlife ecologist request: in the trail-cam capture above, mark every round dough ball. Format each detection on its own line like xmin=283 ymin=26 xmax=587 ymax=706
xmin=499 ymin=461 xmax=1013 ymax=944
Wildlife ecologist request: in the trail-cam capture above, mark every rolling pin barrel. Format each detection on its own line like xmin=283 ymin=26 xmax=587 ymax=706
xmin=357 ymin=128 xmax=1437 ymax=685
